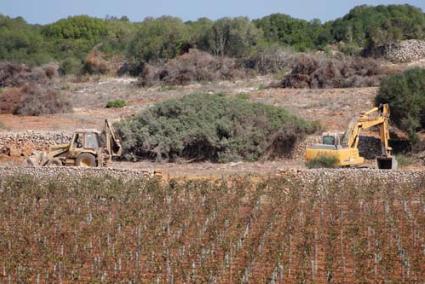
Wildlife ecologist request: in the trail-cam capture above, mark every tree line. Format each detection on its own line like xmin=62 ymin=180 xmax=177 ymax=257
xmin=0 ymin=4 xmax=424 ymax=70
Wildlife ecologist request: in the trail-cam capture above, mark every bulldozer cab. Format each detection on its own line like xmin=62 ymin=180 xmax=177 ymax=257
xmin=70 ymin=130 xmax=101 ymax=153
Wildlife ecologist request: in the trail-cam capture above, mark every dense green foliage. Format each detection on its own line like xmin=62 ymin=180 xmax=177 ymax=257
xmin=0 ymin=15 xmax=136 ymax=66
xmin=127 ymin=16 xmax=190 ymax=62
xmin=0 ymin=4 xmax=425 ymax=68
xmin=116 ymin=93 xmax=317 ymax=162
xmin=0 ymin=15 xmax=49 ymax=65
xmin=375 ymin=68 xmax=425 ymax=142
xmin=254 ymin=14 xmax=328 ymax=51
xmin=203 ymin=17 xmax=263 ymax=57
xmin=331 ymin=5 xmax=425 ymax=50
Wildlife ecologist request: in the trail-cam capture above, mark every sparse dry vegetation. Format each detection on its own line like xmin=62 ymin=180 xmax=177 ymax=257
xmin=14 ymin=85 xmax=72 ymax=116
xmin=0 ymin=62 xmax=72 ymax=116
xmin=281 ymin=55 xmax=383 ymax=88
xmin=0 ymin=84 xmax=72 ymax=116
xmin=83 ymin=49 xmax=110 ymax=75
xmin=137 ymin=49 xmax=248 ymax=87
xmin=0 ymin=62 xmax=56 ymax=87
xmin=243 ymin=45 xmax=294 ymax=74
xmin=0 ymin=87 xmax=22 ymax=114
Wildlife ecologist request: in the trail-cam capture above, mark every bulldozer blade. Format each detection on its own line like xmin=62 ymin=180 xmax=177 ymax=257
xmin=377 ymin=156 xmax=398 ymax=170
xmin=26 ymin=151 xmax=49 ymax=167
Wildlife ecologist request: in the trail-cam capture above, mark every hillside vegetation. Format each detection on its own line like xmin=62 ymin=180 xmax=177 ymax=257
xmin=1 ymin=4 xmax=424 ymax=68
xmin=116 ymin=93 xmax=318 ymax=162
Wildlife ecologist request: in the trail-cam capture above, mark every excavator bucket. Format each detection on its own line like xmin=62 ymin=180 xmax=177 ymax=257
xmin=377 ymin=156 xmax=398 ymax=170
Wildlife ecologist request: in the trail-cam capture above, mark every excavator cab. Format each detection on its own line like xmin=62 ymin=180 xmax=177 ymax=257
xmin=322 ymin=135 xmax=337 ymax=146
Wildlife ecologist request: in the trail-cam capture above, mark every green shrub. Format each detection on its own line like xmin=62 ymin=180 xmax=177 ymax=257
xmin=306 ymin=156 xmax=338 ymax=169
xmin=204 ymin=17 xmax=263 ymax=58
xmin=396 ymin=154 xmax=415 ymax=168
xmin=116 ymin=93 xmax=318 ymax=162
xmin=59 ymin=58 xmax=83 ymax=75
xmin=106 ymin=99 xmax=127 ymax=108
xmin=375 ymin=68 xmax=425 ymax=142
xmin=127 ymin=16 xmax=190 ymax=63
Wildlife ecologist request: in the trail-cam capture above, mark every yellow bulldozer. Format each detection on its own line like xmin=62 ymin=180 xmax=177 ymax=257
xmin=305 ymin=104 xmax=397 ymax=170
xmin=28 ymin=120 xmax=122 ymax=167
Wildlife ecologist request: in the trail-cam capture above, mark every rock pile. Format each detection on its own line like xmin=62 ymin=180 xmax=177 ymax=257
xmin=383 ymin=40 xmax=425 ymax=63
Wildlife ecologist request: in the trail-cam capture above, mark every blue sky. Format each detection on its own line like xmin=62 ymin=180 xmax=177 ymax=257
xmin=0 ymin=0 xmax=424 ymax=24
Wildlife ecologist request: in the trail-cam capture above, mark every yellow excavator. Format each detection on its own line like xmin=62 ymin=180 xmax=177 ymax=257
xmin=305 ymin=104 xmax=397 ymax=170
xmin=27 ymin=120 xmax=122 ymax=167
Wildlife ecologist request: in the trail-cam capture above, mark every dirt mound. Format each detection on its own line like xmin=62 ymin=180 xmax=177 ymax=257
xmin=281 ymin=55 xmax=383 ymax=88
xmin=137 ymin=49 xmax=248 ymax=86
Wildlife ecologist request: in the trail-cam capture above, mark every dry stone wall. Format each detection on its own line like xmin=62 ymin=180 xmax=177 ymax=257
xmin=0 ymin=167 xmax=156 ymax=183
xmin=0 ymin=131 xmax=72 ymax=156
xmin=0 ymin=167 xmax=423 ymax=188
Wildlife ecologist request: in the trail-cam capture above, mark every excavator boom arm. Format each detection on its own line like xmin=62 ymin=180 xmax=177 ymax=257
xmin=104 ymin=119 xmax=123 ymax=157
xmin=344 ymin=104 xmax=392 ymax=156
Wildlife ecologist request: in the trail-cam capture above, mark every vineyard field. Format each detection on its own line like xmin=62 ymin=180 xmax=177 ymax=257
xmin=0 ymin=173 xmax=424 ymax=283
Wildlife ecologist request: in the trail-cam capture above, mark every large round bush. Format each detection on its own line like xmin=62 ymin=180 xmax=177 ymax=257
xmin=375 ymin=68 xmax=425 ymax=141
xmin=116 ymin=93 xmax=318 ymax=162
